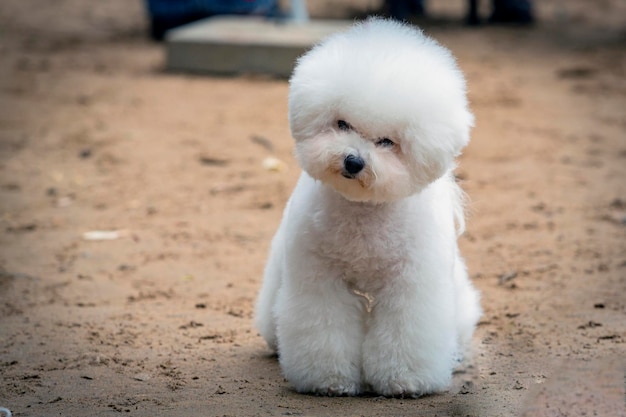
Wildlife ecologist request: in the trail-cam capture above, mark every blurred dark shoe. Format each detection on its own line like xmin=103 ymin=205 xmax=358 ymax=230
xmin=386 ymin=0 xmax=425 ymax=21
xmin=149 ymin=12 xmax=206 ymax=41
xmin=489 ymin=0 xmax=534 ymax=24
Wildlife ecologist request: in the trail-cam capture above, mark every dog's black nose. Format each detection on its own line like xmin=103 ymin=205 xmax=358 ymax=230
xmin=343 ymin=154 xmax=365 ymax=178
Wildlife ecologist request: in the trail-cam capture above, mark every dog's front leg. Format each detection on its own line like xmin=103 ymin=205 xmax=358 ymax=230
xmin=275 ymin=266 xmax=364 ymax=396
xmin=362 ymin=271 xmax=457 ymax=397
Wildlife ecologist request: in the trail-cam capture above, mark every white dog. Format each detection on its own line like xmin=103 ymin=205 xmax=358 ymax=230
xmin=255 ymin=18 xmax=481 ymax=397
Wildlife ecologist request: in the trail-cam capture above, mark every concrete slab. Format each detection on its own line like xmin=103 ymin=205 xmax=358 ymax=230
xmin=165 ymin=16 xmax=351 ymax=78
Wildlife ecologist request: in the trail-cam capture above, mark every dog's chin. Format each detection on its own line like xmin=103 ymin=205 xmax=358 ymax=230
xmin=314 ymin=168 xmax=416 ymax=203
xmin=328 ymin=175 xmax=378 ymax=203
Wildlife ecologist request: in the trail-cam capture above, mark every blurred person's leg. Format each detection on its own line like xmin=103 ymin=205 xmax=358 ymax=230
xmin=466 ymin=0 xmax=480 ymax=25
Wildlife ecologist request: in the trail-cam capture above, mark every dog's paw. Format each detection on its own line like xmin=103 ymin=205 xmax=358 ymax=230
xmin=370 ymin=377 xmax=426 ymax=398
xmin=297 ymin=376 xmax=361 ymax=397
xmin=368 ymin=373 xmax=449 ymax=398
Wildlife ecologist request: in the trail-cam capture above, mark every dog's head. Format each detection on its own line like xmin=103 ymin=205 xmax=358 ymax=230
xmin=288 ymin=18 xmax=473 ymax=203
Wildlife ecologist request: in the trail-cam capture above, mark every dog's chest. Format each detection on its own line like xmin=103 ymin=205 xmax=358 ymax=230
xmin=309 ymin=203 xmax=413 ymax=282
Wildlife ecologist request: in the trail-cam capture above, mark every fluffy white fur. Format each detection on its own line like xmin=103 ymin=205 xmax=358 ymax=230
xmin=255 ymin=18 xmax=481 ymax=397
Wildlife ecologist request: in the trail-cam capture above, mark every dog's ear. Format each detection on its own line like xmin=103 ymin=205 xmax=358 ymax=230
xmin=451 ymin=108 xmax=474 ymax=157
xmin=403 ymin=106 xmax=473 ymax=186
xmin=288 ymin=91 xmax=331 ymax=142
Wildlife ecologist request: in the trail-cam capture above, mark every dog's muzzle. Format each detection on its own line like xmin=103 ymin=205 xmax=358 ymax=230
xmin=342 ymin=154 xmax=365 ymax=179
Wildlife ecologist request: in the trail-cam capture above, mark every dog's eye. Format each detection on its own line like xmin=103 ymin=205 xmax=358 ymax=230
xmin=376 ymin=138 xmax=395 ymax=147
xmin=337 ymin=120 xmax=351 ymax=131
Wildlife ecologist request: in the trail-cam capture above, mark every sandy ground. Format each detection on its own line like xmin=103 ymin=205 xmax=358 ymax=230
xmin=1 ymin=1 xmax=625 ymax=416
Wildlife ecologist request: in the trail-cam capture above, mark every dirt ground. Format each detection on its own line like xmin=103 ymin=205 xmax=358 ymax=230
xmin=1 ymin=1 xmax=625 ymax=416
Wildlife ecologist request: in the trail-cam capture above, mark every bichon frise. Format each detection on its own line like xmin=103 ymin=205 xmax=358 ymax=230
xmin=255 ymin=18 xmax=481 ymax=397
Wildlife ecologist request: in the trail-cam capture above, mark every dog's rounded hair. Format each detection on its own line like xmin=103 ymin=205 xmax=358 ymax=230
xmin=289 ymin=17 xmax=474 ymax=195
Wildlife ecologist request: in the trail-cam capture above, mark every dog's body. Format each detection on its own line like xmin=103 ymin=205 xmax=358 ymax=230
xmin=255 ymin=18 xmax=481 ymax=397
